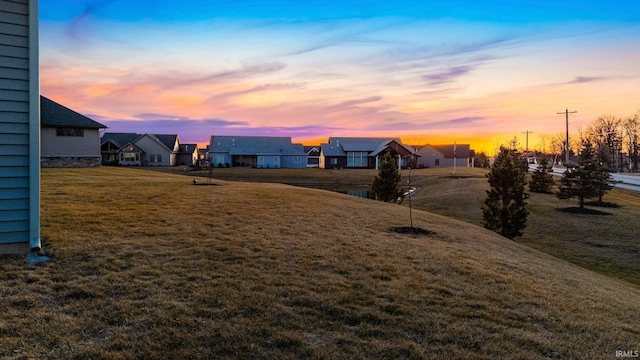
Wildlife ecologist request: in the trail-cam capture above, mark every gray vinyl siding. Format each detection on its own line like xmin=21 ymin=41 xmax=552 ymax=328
xmin=257 ymin=155 xmax=281 ymax=168
xmin=281 ymin=155 xmax=306 ymax=168
xmin=135 ymin=135 xmax=174 ymax=166
xmin=211 ymin=153 xmax=231 ymax=167
xmin=41 ymin=127 xmax=101 ymax=156
xmin=0 ymin=0 xmax=39 ymax=248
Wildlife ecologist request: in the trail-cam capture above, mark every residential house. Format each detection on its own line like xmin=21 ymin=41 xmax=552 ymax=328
xmin=1 ymin=0 xmax=40 ymax=253
xmin=135 ymin=133 xmax=180 ymax=166
xmin=319 ymin=137 xmax=418 ymax=169
xmin=40 ymin=96 xmax=107 ymax=167
xmin=101 ymin=132 xmax=186 ymax=166
xmin=415 ymin=144 xmax=474 ymax=168
xmin=177 ymin=143 xmax=199 ymax=166
xmin=304 ymin=146 xmax=320 ymax=168
xmin=198 ymin=146 xmax=208 ymax=166
xmin=100 ymin=132 xmax=140 ymax=165
xmin=209 ymin=136 xmax=307 ymax=168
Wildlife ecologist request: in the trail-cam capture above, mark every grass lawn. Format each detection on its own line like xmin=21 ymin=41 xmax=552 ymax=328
xmin=164 ymin=165 xmax=640 ymax=286
xmin=0 ymin=167 xmax=639 ymax=358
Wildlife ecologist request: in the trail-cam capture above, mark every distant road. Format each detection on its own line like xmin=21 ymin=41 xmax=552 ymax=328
xmin=528 ymin=164 xmax=640 ymax=192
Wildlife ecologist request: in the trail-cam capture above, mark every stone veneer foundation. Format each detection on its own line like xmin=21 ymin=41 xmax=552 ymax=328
xmin=40 ymin=157 xmax=102 ymax=168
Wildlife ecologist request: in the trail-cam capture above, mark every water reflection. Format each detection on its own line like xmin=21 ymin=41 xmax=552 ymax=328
xmin=343 ymin=189 xmax=370 ymax=199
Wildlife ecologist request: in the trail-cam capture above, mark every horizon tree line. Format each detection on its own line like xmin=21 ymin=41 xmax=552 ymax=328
xmin=472 ymin=110 xmax=639 ymax=172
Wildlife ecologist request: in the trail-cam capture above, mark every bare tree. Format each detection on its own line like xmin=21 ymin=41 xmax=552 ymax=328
xmin=586 ymin=115 xmax=623 ymax=172
xmin=550 ymin=133 xmax=567 ymax=165
xmin=509 ymin=136 xmax=520 ymax=152
xmin=623 ymin=114 xmax=639 ymax=172
xmin=538 ymin=134 xmax=548 ymax=155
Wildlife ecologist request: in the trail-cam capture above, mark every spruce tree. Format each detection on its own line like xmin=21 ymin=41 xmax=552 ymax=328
xmin=482 ymin=147 xmax=529 ymax=239
xmin=557 ymin=140 xmax=613 ymax=208
xmin=371 ymin=153 xmax=403 ymax=202
xmin=529 ymin=156 xmax=555 ymax=193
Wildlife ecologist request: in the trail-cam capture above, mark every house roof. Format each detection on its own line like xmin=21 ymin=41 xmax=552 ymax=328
xmin=320 ymin=143 xmax=344 ymax=156
xmin=179 ymin=144 xmax=198 ymax=153
xmin=101 ymin=133 xmax=141 ymax=148
xmin=321 ymin=137 xmax=417 ymax=157
xmin=417 ymin=144 xmax=472 ymax=158
xmin=210 ymin=136 xmax=306 ymax=156
xmin=118 ymin=142 xmax=144 ymax=154
xmin=329 ymin=137 xmax=400 ymax=152
xmin=102 ymin=133 xmax=141 ymax=148
xmin=370 ymin=139 xmax=417 ymax=157
xmin=152 ymin=134 xmax=179 ymax=151
xmin=101 ymin=132 xmax=180 ymax=152
xmin=304 ymin=146 xmax=320 ymax=155
xmin=40 ymin=96 xmax=107 ymax=129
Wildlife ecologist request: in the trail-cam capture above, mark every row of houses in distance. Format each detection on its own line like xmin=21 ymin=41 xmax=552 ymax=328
xmin=101 ymin=133 xmax=199 ymax=167
xmin=208 ymin=136 xmax=473 ymax=169
xmin=38 ymin=96 xmax=473 ymax=169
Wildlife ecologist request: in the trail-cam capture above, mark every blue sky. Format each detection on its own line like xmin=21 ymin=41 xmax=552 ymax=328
xmin=39 ymin=0 xmax=640 ymax=151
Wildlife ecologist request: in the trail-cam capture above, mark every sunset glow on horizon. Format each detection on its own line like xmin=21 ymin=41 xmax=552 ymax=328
xmin=39 ymin=1 xmax=640 ymax=153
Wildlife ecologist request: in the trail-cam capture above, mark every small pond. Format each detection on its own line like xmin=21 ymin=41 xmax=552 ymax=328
xmin=340 ymin=188 xmax=371 ymax=199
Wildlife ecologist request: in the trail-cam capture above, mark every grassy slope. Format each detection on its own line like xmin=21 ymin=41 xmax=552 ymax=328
xmin=190 ymin=166 xmax=640 ymax=286
xmin=404 ymin=167 xmax=640 ymax=286
xmin=1 ymin=167 xmax=639 ymax=359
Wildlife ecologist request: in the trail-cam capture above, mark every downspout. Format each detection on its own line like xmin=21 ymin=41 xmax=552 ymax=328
xmin=28 ymin=0 xmax=41 ymax=251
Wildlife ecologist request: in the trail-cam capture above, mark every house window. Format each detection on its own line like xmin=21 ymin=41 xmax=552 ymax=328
xmin=435 ymin=159 xmax=440 ymax=166
xmin=258 ymin=156 xmax=264 ymax=165
xmin=150 ymin=154 xmax=162 ymax=163
xmin=331 ymin=158 xmax=338 ymax=165
xmin=294 ymin=156 xmax=301 ymax=163
xmin=121 ymin=152 xmax=138 ymax=162
xmin=347 ymin=152 xmax=368 ymax=167
xmin=56 ymin=127 xmax=83 ymax=136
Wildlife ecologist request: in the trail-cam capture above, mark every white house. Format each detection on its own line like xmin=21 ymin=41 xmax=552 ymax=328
xmin=0 ymin=0 xmax=40 ymax=254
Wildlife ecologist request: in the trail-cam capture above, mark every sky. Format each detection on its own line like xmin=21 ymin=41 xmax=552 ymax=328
xmin=39 ymin=0 xmax=640 ymax=153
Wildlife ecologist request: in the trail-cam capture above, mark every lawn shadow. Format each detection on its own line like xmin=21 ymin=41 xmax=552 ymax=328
xmin=555 ymin=207 xmax=612 ymax=216
xmin=440 ymin=175 xmax=485 ymax=179
xmin=584 ymin=201 xmax=620 ymax=208
xmin=390 ymin=226 xmax=436 ymax=236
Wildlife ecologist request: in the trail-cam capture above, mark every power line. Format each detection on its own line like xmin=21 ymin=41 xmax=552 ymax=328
xmin=557 ymin=108 xmax=577 ymax=164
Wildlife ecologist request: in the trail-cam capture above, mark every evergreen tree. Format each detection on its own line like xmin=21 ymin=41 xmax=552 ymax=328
xmin=557 ymin=140 xmax=613 ymax=207
xmin=371 ymin=153 xmax=403 ymax=202
xmin=529 ymin=156 xmax=555 ymax=193
xmin=482 ymin=147 xmax=529 ymax=239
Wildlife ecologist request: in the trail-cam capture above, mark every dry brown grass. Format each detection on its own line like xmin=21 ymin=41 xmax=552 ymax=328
xmin=403 ymin=167 xmax=640 ymax=287
xmin=189 ymin=166 xmax=640 ymax=286
xmin=1 ymin=167 xmax=639 ymax=359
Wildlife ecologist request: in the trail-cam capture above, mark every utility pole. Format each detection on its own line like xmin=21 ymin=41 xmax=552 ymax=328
xmin=522 ymin=130 xmax=533 ymax=160
xmin=557 ymin=108 xmax=577 ymax=165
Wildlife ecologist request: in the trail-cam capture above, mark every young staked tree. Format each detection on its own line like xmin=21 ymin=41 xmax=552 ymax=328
xmin=529 ymin=156 xmax=555 ymax=193
xmin=556 ymin=140 xmax=613 ymax=208
xmin=482 ymin=147 xmax=529 ymax=240
xmin=371 ymin=152 xmax=403 ymax=202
